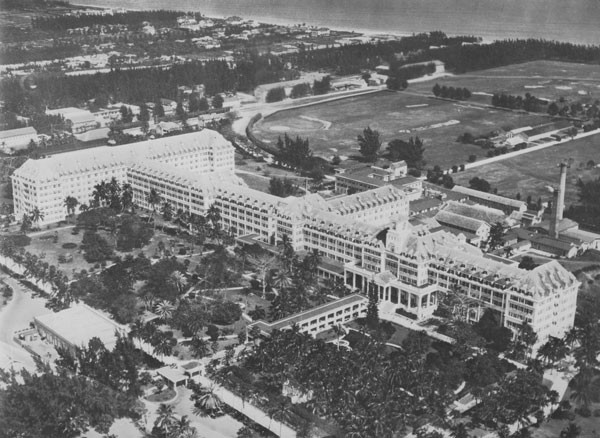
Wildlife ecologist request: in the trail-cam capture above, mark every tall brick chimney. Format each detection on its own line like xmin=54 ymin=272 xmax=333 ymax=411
xmin=557 ymin=162 xmax=568 ymax=221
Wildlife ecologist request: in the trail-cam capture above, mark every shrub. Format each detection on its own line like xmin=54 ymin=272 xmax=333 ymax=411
xmin=468 ymin=154 xmax=477 ymax=162
xmin=211 ymin=301 xmax=242 ymax=325
xmin=576 ymin=406 xmax=591 ymax=417
xmin=62 ymin=242 xmax=77 ymax=249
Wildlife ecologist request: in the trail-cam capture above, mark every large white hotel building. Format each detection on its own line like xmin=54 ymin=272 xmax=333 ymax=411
xmin=12 ymin=130 xmax=579 ymax=343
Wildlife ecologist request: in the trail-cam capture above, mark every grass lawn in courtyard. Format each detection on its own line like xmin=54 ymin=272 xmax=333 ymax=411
xmin=26 ymin=225 xmax=95 ymax=274
xmin=452 ymin=133 xmax=600 ymax=205
xmin=252 ymin=90 xmax=552 ymax=169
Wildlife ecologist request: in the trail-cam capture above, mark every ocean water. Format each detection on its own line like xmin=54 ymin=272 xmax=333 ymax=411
xmin=73 ymin=0 xmax=600 ymax=45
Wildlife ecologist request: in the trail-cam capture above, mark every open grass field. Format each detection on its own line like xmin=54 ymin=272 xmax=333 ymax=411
xmin=252 ymin=90 xmax=551 ymax=168
xmin=452 ymin=133 xmax=600 ymax=205
xmin=410 ymin=60 xmax=600 ymax=105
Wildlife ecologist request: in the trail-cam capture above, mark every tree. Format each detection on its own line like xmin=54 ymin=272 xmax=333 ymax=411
xmin=153 ymin=99 xmax=165 ymax=118
xmin=20 ymin=213 xmax=32 ymax=232
xmin=469 ymin=177 xmax=491 ymax=192
xmin=212 ymin=94 xmax=224 ymax=109
xmin=64 ymin=196 xmax=79 ymax=217
xmin=146 ymin=189 xmax=161 ymax=222
xmin=248 ymin=253 xmax=277 ymax=298
xmin=432 ymin=83 xmax=441 ymax=97
xmin=387 ymin=136 xmax=425 ymax=168
xmin=518 ymin=256 xmax=538 ymax=270
xmin=366 ymin=283 xmax=379 ymax=329
xmin=358 ymin=126 xmax=382 ymax=162
xmin=312 ymin=76 xmax=330 ymax=95
xmin=265 ymin=87 xmax=286 ymax=103
xmin=117 ymin=214 xmax=154 ymax=251
xmin=81 ymin=230 xmax=113 ymax=262
xmin=138 ymin=103 xmax=150 ymax=123
xmin=155 ymin=300 xmax=176 ymax=321
xmin=269 ymin=177 xmax=297 ymax=197
xmin=176 ymin=101 xmax=187 ymax=122
xmin=486 ymin=222 xmax=505 ymax=251
xmin=191 ymin=385 xmax=223 ymax=417
xmin=0 ymin=363 xmax=138 ymax=438
xmin=153 ymin=403 xmax=176 ymax=437
xmin=290 ymin=82 xmax=311 ymax=98
xmin=29 ymin=207 xmax=44 ymax=226
xmin=161 ymin=202 xmax=173 ymax=221
xmin=560 ymin=422 xmax=581 ymax=438
xmin=569 ymin=369 xmax=594 ymax=409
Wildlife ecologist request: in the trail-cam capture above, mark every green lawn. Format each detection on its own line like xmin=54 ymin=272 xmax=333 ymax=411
xmin=252 ymin=90 xmax=551 ymax=168
xmin=452 ymin=133 xmax=600 ymax=206
xmin=410 ymin=60 xmax=600 ymax=105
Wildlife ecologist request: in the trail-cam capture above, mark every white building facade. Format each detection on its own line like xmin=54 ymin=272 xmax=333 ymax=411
xmin=12 ymin=130 xmax=579 ymax=343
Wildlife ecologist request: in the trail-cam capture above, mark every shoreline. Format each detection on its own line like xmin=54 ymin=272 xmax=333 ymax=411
xmin=69 ymin=2 xmax=497 ymax=44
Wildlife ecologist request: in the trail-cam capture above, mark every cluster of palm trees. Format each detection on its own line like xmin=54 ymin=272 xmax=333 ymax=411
xmin=247 ymin=236 xmax=331 ymax=321
xmin=217 ymin=326 xmax=455 ymax=437
xmin=88 ymin=177 xmax=134 ymax=212
xmin=0 ymin=241 xmax=71 ymax=307
xmin=129 ymin=319 xmax=178 ymax=358
xmin=153 ymin=404 xmax=198 ymax=438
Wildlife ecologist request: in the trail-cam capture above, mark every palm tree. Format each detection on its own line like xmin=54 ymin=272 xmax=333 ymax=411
xmin=560 ymin=422 xmax=581 ymax=438
xmin=272 ymin=399 xmax=292 ymax=437
xmin=91 ymin=181 xmax=108 ymax=207
xmin=64 ymin=196 xmax=79 ymax=217
xmin=249 ymin=253 xmax=277 ymax=298
xmin=570 ymin=369 xmax=594 ymax=409
xmin=147 ymin=188 xmax=161 ymax=225
xmin=192 ymin=385 xmax=222 ymax=417
xmin=29 ymin=207 xmax=44 ymax=226
xmin=121 ymin=183 xmax=134 ymax=212
xmin=152 ymin=334 xmax=173 ymax=357
xmin=20 ymin=213 xmax=32 ymax=232
xmin=155 ymin=300 xmax=175 ymax=321
xmin=154 ymin=404 xmax=176 ymax=437
xmin=189 ymin=336 xmax=210 ymax=358
xmin=170 ymin=271 xmax=188 ymax=295
xmin=272 ymin=269 xmax=293 ymax=291
xmin=161 ymin=201 xmax=173 ymax=222
xmin=173 ymin=415 xmax=195 ymax=438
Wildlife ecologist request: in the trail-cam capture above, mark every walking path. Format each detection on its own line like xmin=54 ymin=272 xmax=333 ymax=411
xmin=378 ymin=303 xmax=455 ymax=344
xmin=194 ymin=374 xmax=297 ymax=438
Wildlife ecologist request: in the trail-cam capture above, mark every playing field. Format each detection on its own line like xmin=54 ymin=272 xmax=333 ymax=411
xmin=452 ymin=133 xmax=600 ymax=205
xmin=252 ymin=90 xmax=552 ymax=168
xmin=410 ymin=60 xmax=600 ymax=105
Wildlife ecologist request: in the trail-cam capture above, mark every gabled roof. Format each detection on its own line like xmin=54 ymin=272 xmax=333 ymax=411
xmin=13 ymin=130 xmax=234 ymax=182
xmin=435 ymin=210 xmax=489 ymax=233
xmin=452 ymin=186 xmax=526 ymax=209
xmin=443 ymin=201 xmax=507 ymax=226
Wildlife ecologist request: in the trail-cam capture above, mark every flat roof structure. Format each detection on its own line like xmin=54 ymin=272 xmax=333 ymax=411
xmin=34 ymin=304 xmax=127 ymax=351
xmin=0 ymin=126 xmax=37 ymax=139
xmin=251 ymin=294 xmax=367 ymax=335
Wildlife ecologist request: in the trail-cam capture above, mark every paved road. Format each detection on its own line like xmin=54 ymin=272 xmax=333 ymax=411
xmin=0 ymin=275 xmax=49 ymax=371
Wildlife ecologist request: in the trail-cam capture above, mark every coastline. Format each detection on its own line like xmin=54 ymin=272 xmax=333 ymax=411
xmin=69 ymin=2 xmax=496 ymax=44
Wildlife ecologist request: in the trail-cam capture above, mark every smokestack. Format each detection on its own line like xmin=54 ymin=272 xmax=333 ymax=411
xmin=557 ymin=163 xmax=568 ymax=220
xmin=550 ymin=188 xmax=560 ymax=239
